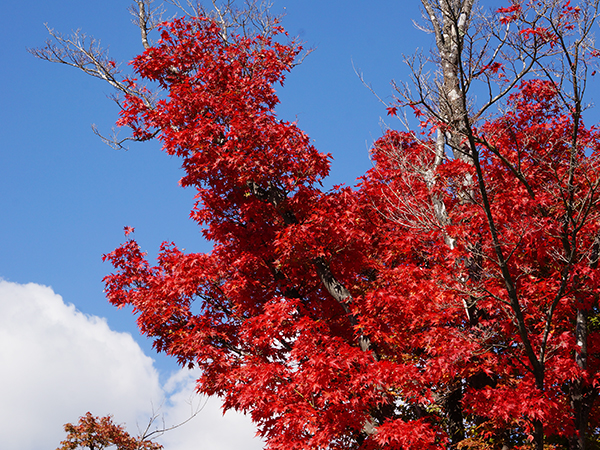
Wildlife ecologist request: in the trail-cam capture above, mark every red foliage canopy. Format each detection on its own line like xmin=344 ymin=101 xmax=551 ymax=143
xmin=101 ymin=11 xmax=600 ymax=450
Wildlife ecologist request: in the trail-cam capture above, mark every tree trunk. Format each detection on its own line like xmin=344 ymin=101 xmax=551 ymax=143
xmin=419 ymin=1 xmax=475 ymax=444
xmin=569 ymin=307 xmax=595 ymax=450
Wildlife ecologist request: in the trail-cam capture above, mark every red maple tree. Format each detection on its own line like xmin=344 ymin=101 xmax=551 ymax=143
xmin=35 ymin=1 xmax=600 ymax=449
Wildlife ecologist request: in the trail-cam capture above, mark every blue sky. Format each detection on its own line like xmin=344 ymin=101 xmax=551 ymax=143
xmin=0 ymin=0 xmax=518 ymax=448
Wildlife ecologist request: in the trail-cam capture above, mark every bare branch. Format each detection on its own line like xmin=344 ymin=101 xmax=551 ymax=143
xmin=128 ymin=0 xmax=166 ymax=50
xmin=165 ymin=0 xmax=284 ymax=40
xmin=28 ymin=25 xmax=155 ymax=107
xmin=140 ymin=395 xmax=207 ymax=441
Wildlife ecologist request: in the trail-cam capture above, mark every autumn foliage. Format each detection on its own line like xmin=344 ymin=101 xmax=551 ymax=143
xmin=57 ymin=412 xmax=162 ymax=450
xmin=91 ymin=2 xmax=600 ymax=450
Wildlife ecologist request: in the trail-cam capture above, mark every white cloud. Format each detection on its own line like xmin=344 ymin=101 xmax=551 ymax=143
xmin=156 ymin=370 xmax=263 ymax=450
xmin=0 ymin=280 xmax=262 ymax=450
